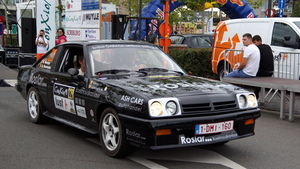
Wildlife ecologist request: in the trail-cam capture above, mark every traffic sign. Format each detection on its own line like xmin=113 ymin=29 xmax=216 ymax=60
xmin=159 ymin=22 xmax=172 ymax=37
xmin=279 ymin=9 xmax=283 ymax=17
xmin=278 ymin=0 xmax=286 ymax=9
xmin=265 ymin=9 xmax=275 ymax=17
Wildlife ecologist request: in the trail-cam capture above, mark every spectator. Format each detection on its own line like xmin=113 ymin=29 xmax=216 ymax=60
xmin=78 ymin=54 xmax=85 ymax=75
xmin=35 ymin=29 xmax=48 ymax=60
xmin=225 ymin=33 xmax=260 ymax=78
xmin=252 ymin=35 xmax=274 ymax=99
xmin=56 ymin=28 xmax=67 ymax=45
xmin=3 ymin=26 xmax=7 ymax=35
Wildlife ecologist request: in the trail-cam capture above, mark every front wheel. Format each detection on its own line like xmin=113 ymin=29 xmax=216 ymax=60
xmin=99 ymin=108 xmax=135 ymax=157
xmin=27 ymin=87 xmax=47 ymax=123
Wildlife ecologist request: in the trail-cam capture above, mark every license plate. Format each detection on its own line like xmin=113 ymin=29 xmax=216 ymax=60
xmin=195 ymin=120 xmax=234 ymax=135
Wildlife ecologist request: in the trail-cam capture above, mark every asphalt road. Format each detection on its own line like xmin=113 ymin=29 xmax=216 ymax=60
xmin=1 ymin=86 xmax=300 ymax=169
xmin=1 ymin=64 xmax=300 ymax=168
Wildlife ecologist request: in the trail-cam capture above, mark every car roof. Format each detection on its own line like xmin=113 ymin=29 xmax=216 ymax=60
xmin=56 ymin=40 xmax=156 ymax=46
xmin=223 ymin=17 xmax=300 ymax=23
xmin=171 ymin=34 xmax=214 ymax=37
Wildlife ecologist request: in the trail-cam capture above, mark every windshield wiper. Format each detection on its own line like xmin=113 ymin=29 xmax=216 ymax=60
xmin=95 ymin=69 xmax=130 ymax=75
xmin=137 ymin=68 xmax=168 ymax=72
xmin=137 ymin=68 xmax=184 ymax=76
xmin=169 ymin=70 xmax=184 ymax=76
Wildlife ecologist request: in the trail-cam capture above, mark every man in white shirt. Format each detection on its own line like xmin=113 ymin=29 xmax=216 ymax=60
xmin=225 ymin=33 xmax=260 ymax=78
xmin=35 ymin=29 xmax=48 ymax=60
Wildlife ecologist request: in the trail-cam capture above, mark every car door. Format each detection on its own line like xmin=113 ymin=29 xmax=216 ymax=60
xmin=47 ymin=45 xmax=91 ymax=126
xmin=29 ymin=47 xmax=61 ymax=111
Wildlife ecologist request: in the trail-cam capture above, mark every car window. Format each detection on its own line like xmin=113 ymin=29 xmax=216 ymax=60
xmin=38 ymin=48 xmax=57 ymax=70
xmin=59 ymin=46 xmax=84 ymax=73
xmin=196 ymin=36 xmax=212 ymax=47
xmin=271 ymin=22 xmax=299 ymax=47
xmin=170 ymin=36 xmax=183 ymax=44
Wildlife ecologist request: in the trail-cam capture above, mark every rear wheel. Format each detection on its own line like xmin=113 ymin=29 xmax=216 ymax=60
xmin=27 ymin=87 xmax=47 ymax=123
xmin=99 ymin=108 xmax=135 ymax=157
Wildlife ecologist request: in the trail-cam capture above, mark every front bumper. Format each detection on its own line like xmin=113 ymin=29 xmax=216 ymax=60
xmin=119 ymin=108 xmax=260 ymax=149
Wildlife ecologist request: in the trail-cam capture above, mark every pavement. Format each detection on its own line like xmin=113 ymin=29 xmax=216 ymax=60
xmin=0 ymin=62 xmax=299 ymax=118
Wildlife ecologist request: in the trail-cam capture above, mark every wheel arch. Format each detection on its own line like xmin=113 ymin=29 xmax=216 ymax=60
xmin=217 ymin=60 xmax=226 ymax=74
xmin=95 ymin=103 xmax=119 ymax=125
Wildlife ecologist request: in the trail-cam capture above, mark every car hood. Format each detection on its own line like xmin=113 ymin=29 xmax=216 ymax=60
xmin=94 ymin=75 xmax=245 ymax=98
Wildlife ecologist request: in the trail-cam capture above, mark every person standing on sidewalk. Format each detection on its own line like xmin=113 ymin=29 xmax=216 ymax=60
xmin=35 ymin=29 xmax=48 ymax=60
xmin=252 ymin=35 xmax=274 ymax=99
xmin=56 ymin=28 xmax=67 ymax=45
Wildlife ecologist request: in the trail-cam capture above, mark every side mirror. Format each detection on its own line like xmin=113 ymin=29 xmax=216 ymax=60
xmin=68 ymin=68 xmax=79 ymax=76
xmin=284 ymin=36 xmax=291 ymax=41
xmin=282 ymin=35 xmax=298 ymax=49
xmin=283 ymin=40 xmax=298 ymax=49
xmin=68 ymin=68 xmax=85 ymax=81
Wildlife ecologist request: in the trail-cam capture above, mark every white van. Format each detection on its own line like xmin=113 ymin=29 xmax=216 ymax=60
xmin=212 ymin=18 xmax=300 ymax=80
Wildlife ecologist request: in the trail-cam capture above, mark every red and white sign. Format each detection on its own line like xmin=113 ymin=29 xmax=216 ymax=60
xmin=265 ymin=9 xmax=275 ymax=17
xmin=66 ymin=29 xmax=82 ymax=41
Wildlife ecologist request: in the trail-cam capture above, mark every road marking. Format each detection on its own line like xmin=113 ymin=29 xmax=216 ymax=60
xmin=86 ymin=138 xmax=246 ymax=169
xmin=128 ymin=156 xmax=168 ymax=169
xmin=128 ymin=147 xmax=246 ymax=169
xmin=2 ymin=79 xmax=17 ymax=87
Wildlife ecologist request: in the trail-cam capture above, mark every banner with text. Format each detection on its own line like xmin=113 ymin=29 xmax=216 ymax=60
xmin=36 ymin=0 xmax=56 ymax=50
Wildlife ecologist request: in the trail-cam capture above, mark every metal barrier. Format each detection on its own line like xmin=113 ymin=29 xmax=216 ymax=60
xmin=223 ymin=49 xmax=244 ymax=75
xmin=223 ymin=49 xmax=300 ymax=102
xmin=275 ymin=52 xmax=300 ymax=80
xmin=223 ymin=50 xmax=300 ymax=80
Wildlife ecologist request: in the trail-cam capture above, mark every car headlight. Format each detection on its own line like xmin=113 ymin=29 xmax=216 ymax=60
xmin=237 ymin=93 xmax=258 ymax=109
xmin=166 ymin=101 xmax=177 ymax=115
xmin=150 ymin=101 xmax=164 ymax=116
xmin=238 ymin=95 xmax=247 ymax=108
xmin=149 ymin=98 xmax=181 ymax=117
xmin=247 ymin=94 xmax=257 ymax=107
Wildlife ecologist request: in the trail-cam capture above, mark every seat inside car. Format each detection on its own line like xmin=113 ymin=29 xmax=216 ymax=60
xmin=62 ymin=48 xmax=83 ymax=73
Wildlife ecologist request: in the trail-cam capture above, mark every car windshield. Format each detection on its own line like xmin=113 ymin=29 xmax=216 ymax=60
xmin=88 ymin=44 xmax=186 ymax=75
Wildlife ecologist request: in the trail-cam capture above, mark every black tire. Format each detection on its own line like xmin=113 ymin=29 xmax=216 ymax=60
xmin=27 ymin=87 xmax=47 ymax=123
xmin=218 ymin=65 xmax=230 ymax=81
xmin=99 ymin=108 xmax=135 ymax=157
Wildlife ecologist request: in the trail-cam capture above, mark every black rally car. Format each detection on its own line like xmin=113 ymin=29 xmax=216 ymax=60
xmin=15 ymin=40 xmax=260 ymax=157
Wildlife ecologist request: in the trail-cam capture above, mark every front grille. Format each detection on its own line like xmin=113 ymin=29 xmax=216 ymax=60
xmin=213 ymin=101 xmax=236 ymax=110
xmin=182 ymin=100 xmax=237 ymax=115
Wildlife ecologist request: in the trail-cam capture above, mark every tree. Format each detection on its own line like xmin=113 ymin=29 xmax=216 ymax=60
xmin=107 ymin=0 xmax=152 ymax=16
xmin=169 ymin=6 xmax=196 ymax=26
xmin=56 ymin=0 xmax=64 ymax=28
xmin=107 ymin=0 xmax=216 ymax=16
xmin=246 ymin=0 xmax=264 ymax=9
xmin=291 ymin=0 xmax=300 ymax=17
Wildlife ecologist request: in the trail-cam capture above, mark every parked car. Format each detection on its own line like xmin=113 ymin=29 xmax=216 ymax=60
xmin=15 ymin=40 xmax=260 ymax=158
xmin=170 ymin=34 xmax=214 ymax=49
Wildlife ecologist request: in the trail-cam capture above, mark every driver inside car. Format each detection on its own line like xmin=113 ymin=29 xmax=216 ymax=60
xmin=122 ymin=52 xmax=146 ymax=70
